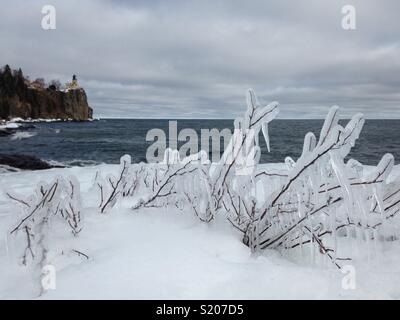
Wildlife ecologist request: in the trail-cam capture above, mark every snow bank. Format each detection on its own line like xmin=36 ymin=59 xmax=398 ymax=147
xmin=1 ymin=91 xmax=400 ymax=300
xmin=1 ymin=165 xmax=400 ymax=299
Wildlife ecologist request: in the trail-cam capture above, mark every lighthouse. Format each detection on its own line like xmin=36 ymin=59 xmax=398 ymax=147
xmin=66 ymin=74 xmax=80 ymax=90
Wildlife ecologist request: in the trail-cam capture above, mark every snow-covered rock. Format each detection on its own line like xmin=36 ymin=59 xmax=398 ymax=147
xmin=4 ymin=122 xmax=20 ymax=129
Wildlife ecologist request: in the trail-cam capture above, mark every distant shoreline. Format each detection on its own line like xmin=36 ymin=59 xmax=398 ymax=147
xmin=98 ymin=117 xmax=400 ymax=120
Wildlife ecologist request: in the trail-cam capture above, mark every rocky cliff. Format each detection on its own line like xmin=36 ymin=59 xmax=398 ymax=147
xmin=0 ymin=65 xmax=93 ymax=121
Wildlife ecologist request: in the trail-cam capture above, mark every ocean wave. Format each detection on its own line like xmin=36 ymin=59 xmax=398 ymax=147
xmin=10 ymin=131 xmax=37 ymax=141
xmin=52 ymin=159 xmax=103 ymax=167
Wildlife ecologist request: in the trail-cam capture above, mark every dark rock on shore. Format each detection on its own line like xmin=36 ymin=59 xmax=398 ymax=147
xmin=0 ymin=65 xmax=93 ymax=121
xmin=0 ymin=129 xmax=12 ymax=137
xmin=0 ymin=154 xmax=64 ymax=171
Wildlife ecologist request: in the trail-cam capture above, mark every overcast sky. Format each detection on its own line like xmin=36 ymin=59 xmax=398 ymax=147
xmin=1 ymin=0 xmax=399 ymax=118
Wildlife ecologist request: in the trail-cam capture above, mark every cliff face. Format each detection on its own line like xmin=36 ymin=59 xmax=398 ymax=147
xmin=0 ymin=65 xmax=93 ymax=121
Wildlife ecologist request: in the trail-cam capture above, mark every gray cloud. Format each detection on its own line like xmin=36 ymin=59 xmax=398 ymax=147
xmin=1 ymin=0 xmax=399 ymax=118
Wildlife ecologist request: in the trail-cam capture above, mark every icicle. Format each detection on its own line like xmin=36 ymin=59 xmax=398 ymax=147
xmin=373 ymin=185 xmax=386 ymax=242
xmin=285 ymin=157 xmax=296 ymax=170
xmin=301 ymin=132 xmax=317 ymax=157
xmin=317 ymin=106 xmax=340 ymax=147
xmin=262 ymin=122 xmax=271 ymax=152
xmin=297 ymin=192 xmax=304 ymax=219
xmin=338 ymin=113 xmax=365 ymax=158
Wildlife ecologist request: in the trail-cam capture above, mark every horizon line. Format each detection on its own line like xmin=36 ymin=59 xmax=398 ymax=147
xmin=97 ymin=117 xmax=400 ymax=120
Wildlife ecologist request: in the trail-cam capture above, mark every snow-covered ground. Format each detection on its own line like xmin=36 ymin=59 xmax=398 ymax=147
xmin=1 ymin=165 xmax=400 ymax=300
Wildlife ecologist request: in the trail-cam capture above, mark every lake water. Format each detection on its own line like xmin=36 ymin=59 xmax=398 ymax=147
xmin=0 ymin=119 xmax=399 ymax=166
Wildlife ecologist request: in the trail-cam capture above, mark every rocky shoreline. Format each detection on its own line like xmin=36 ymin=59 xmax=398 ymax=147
xmin=0 ymin=154 xmax=64 ymax=171
xmin=0 ymin=65 xmax=95 ymax=171
xmin=0 ymin=118 xmax=100 ymax=171
xmin=0 ymin=119 xmax=59 ymax=172
xmin=0 ymin=123 xmax=57 ymax=171
xmin=0 ymin=121 xmax=68 ymax=171
xmin=0 ymin=65 xmax=93 ymax=121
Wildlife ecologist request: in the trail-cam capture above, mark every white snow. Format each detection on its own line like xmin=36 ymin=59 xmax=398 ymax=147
xmin=1 ymin=165 xmax=400 ymax=300
xmin=0 ymin=122 xmax=20 ymax=130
